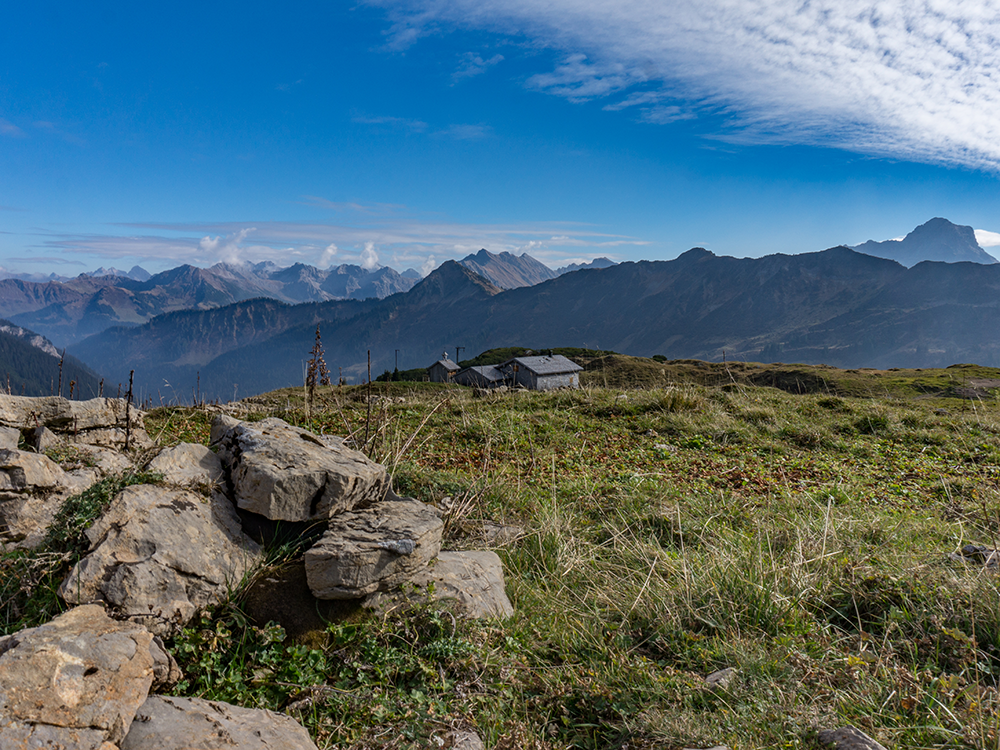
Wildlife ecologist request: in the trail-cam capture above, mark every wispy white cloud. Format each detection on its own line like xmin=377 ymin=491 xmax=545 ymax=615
xmin=33 ymin=202 xmax=644 ymax=273
xmin=367 ymin=0 xmax=1000 ymax=170
xmin=352 ymin=112 xmax=428 ymax=132
xmin=199 ymin=228 xmax=257 ymax=264
xmin=0 ymin=119 xmax=25 ymax=138
xmin=435 ymin=123 xmax=493 ymax=140
xmin=453 ymin=52 xmax=505 ymax=81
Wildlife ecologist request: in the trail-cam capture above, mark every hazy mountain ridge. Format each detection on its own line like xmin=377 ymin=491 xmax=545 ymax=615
xmin=0 ymin=261 xmax=422 ymax=347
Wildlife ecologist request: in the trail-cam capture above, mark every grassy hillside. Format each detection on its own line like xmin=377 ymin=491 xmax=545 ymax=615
xmin=6 ymin=361 xmax=1000 ymax=748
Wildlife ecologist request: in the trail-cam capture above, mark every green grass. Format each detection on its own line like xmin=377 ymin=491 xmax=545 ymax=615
xmin=0 ymin=468 xmax=163 ymax=634
xmin=8 ymin=361 xmax=1000 ymax=748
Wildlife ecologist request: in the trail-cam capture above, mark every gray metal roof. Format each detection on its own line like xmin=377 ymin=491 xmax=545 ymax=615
xmin=432 ymin=359 xmax=461 ymax=371
xmin=504 ymin=355 xmax=583 ymax=375
xmin=463 ymin=365 xmax=505 ymax=381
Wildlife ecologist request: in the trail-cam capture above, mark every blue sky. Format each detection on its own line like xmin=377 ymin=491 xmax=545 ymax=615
xmin=3 ymin=0 xmax=1000 ymax=276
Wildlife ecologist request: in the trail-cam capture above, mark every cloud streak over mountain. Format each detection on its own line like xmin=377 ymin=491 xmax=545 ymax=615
xmin=372 ymin=0 xmax=1000 ymax=170
xmin=34 ymin=210 xmax=646 ymax=272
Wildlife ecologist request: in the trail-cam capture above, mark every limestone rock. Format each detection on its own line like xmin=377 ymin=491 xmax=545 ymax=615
xmin=149 ymin=636 xmax=183 ymax=689
xmin=59 ymin=485 xmax=262 ymax=633
xmin=438 ymin=729 xmax=485 ymax=749
xmin=305 ymin=492 xmax=443 ymax=599
xmin=704 ymin=667 xmax=736 ymax=691
xmin=26 ymin=425 xmax=64 ymax=452
xmin=817 ymin=727 xmax=888 ymax=750
xmin=146 ymin=443 xmax=223 ymax=488
xmin=0 ymin=426 xmax=20 ymax=450
xmin=120 ymin=695 xmax=318 ymax=750
xmin=0 ymin=448 xmax=95 ymax=550
xmin=0 ymin=394 xmax=142 ymax=432
xmin=951 ymin=543 xmax=1000 ymax=569
xmin=211 ymin=416 xmax=388 ymax=522
xmin=0 ymin=604 xmax=155 ymax=749
xmin=366 ymin=550 xmax=514 ymax=619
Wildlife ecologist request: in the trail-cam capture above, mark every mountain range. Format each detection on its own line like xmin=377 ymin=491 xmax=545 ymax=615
xmin=3 ymin=216 xmax=998 ymax=401
xmin=0 ymin=251 xmax=616 ymax=347
xmin=69 ymin=236 xmax=1000 ymax=401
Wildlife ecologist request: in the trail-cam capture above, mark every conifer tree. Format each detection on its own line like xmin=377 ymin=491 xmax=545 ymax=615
xmin=306 ymin=325 xmax=331 ymax=406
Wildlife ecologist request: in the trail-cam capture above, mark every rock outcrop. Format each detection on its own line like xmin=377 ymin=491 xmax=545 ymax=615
xmin=60 ymin=485 xmax=262 ymax=633
xmin=120 ymin=695 xmax=319 ymax=750
xmin=0 ymin=448 xmax=94 ymax=550
xmin=305 ymin=492 xmax=443 ymax=599
xmin=0 ymin=394 xmax=150 ymax=449
xmin=0 ymin=605 xmax=157 ymax=749
xmin=0 ymin=395 xmax=516 ymax=749
xmin=211 ymin=416 xmax=388 ymax=522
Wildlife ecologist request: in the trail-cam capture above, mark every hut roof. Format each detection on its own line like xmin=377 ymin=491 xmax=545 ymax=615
xmin=502 ymin=355 xmax=583 ymax=376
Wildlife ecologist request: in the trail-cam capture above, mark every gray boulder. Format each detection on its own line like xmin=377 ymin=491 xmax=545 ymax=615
xmin=0 ymin=604 xmax=156 ymax=749
xmin=146 ymin=442 xmax=224 ymax=488
xmin=60 ymin=484 xmax=262 ymax=633
xmin=121 ymin=695 xmax=318 ymax=750
xmin=0 ymin=448 xmax=94 ymax=550
xmin=211 ymin=416 xmax=387 ymax=522
xmin=305 ymin=492 xmax=443 ymax=599
xmin=366 ymin=550 xmax=514 ymax=619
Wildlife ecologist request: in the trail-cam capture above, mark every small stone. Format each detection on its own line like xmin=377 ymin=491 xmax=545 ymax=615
xmin=817 ymin=726 xmax=888 ymax=750
xmin=26 ymin=425 xmax=64 ymax=452
xmin=704 ymin=667 xmax=736 ymax=690
xmin=439 ymin=729 xmax=484 ymax=750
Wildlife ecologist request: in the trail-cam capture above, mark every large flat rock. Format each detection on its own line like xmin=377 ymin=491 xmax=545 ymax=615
xmin=59 ymin=485 xmax=262 ymax=633
xmin=366 ymin=550 xmax=514 ymax=619
xmin=211 ymin=416 xmax=387 ymax=522
xmin=305 ymin=492 xmax=443 ymax=599
xmin=121 ymin=695 xmax=318 ymax=750
xmin=0 ymin=605 xmax=156 ymax=749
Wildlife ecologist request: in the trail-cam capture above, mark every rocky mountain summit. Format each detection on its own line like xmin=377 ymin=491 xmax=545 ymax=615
xmin=0 ymin=394 xmax=510 ymax=749
xmin=853 ymin=217 xmax=998 ymax=266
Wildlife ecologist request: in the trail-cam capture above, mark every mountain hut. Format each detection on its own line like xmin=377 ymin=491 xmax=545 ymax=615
xmin=498 ymin=355 xmax=583 ymax=390
xmin=427 ymin=353 xmax=461 ymax=383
